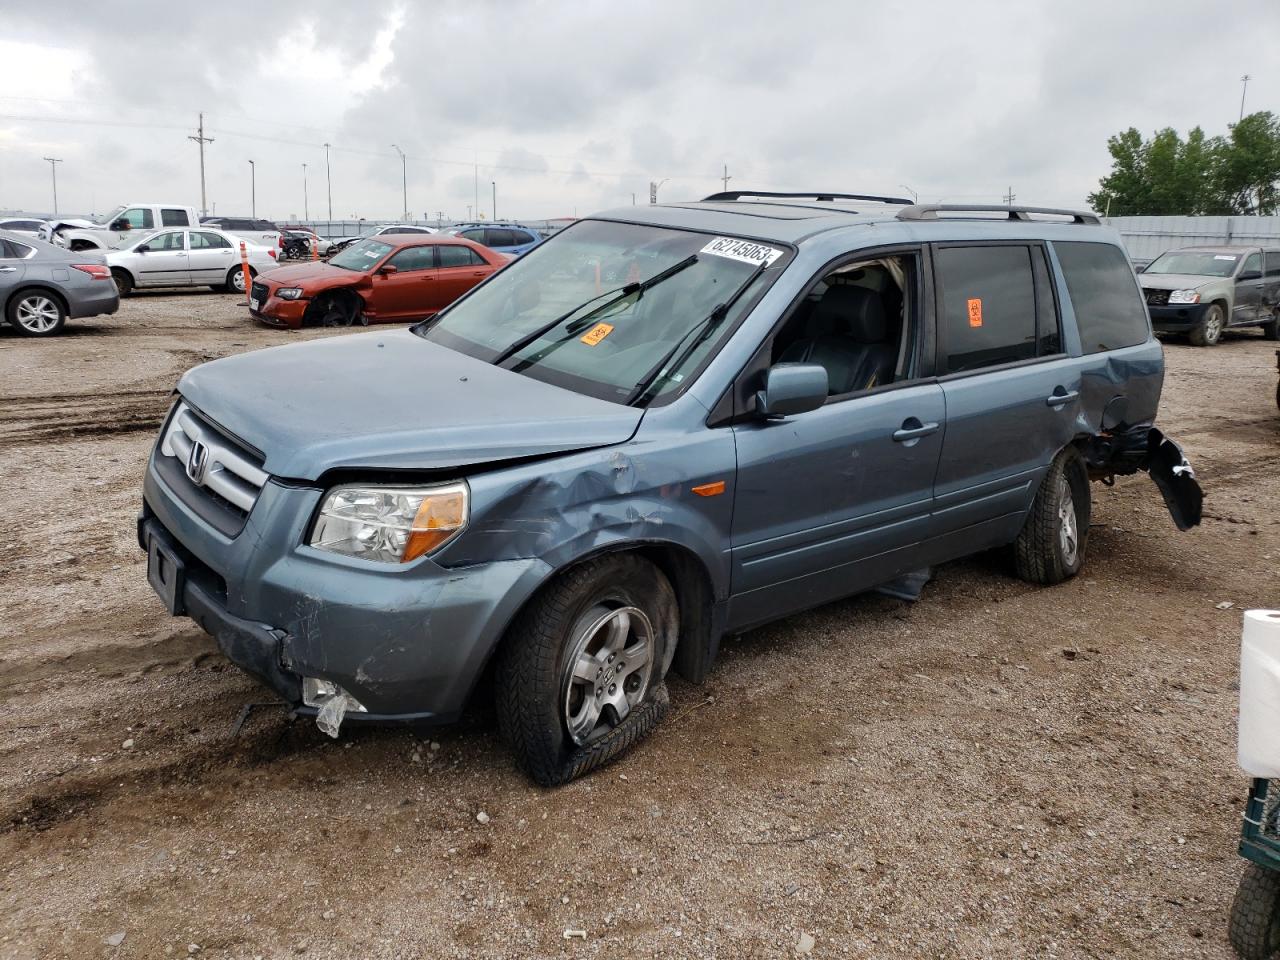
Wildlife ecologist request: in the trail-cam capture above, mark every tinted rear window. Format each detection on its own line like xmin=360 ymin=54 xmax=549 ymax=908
xmin=1054 ymin=241 xmax=1149 ymax=354
xmin=935 ymin=245 xmax=1038 ymax=373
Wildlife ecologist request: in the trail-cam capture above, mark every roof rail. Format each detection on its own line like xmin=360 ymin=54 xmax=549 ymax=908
xmin=896 ymin=204 xmax=1100 ymax=225
xmin=703 ymin=190 xmax=914 ymax=205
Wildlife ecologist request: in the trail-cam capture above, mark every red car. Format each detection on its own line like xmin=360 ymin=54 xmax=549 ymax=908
xmin=250 ymin=234 xmax=507 ymax=329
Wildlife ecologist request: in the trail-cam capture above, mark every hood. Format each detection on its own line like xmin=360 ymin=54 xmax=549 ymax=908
xmin=1138 ymin=273 xmax=1225 ymax=290
xmin=257 ymin=262 xmax=364 ymax=287
xmin=49 ymin=218 xmax=99 ymax=231
xmin=177 ymin=330 xmax=643 ymax=481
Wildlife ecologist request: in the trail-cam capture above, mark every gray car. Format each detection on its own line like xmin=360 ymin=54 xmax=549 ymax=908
xmin=138 ymin=192 xmax=1203 ymax=784
xmin=1 ymin=230 xmax=119 ymax=336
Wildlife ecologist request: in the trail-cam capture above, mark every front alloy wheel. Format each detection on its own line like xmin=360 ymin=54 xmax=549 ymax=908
xmin=562 ymin=605 xmax=655 ymax=745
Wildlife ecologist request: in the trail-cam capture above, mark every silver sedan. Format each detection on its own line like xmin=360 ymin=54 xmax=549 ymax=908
xmin=1 ymin=230 xmax=119 ymax=337
xmin=105 ymin=226 xmax=278 ymax=296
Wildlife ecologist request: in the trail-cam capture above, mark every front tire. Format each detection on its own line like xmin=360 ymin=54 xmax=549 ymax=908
xmin=495 ymin=554 xmax=676 ymax=785
xmin=1190 ymin=303 xmax=1225 ymax=346
xmin=111 ymin=269 xmax=134 ymax=297
xmin=1014 ymin=447 xmax=1090 ymax=585
xmin=7 ymin=289 xmax=67 ymax=337
xmin=1230 ymin=864 xmax=1280 ymax=960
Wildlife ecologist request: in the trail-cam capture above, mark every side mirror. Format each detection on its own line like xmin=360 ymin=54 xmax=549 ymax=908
xmin=1239 ymin=269 xmax=1262 ymax=282
xmin=378 ymin=264 xmax=398 ymax=275
xmin=755 ymin=363 xmax=828 ymax=419
xmin=136 ymin=244 xmax=150 ymax=254
xmin=111 ymin=219 xmax=130 ymax=231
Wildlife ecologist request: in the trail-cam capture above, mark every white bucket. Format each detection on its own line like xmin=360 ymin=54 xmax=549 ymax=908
xmin=1239 ymin=609 xmax=1280 ymax=777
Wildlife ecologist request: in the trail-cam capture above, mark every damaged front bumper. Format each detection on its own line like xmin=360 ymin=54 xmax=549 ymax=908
xmin=1084 ymin=423 xmax=1203 ymax=530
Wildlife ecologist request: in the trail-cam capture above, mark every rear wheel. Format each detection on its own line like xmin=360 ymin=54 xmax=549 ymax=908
xmin=1014 ymin=447 xmax=1090 ymax=585
xmin=1189 ymin=303 xmax=1225 ymax=346
xmin=1261 ymin=309 xmax=1279 ymax=341
xmin=6 ymin=289 xmax=66 ymax=337
xmin=495 ymin=554 xmax=676 ymax=785
xmin=1229 ymin=863 xmax=1280 ymax=960
xmin=111 ymin=269 xmax=133 ymax=297
xmin=224 ymin=266 xmax=254 ymax=294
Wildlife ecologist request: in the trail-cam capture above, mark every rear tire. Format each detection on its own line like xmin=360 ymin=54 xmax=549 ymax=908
xmin=1262 ymin=310 xmax=1279 ymax=341
xmin=6 ymin=289 xmax=67 ymax=337
xmin=1229 ymin=864 xmax=1280 ymax=960
xmin=1014 ymin=447 xmax=1090 ymax=585
xmin=495 ymin=554 xmax=676 ymax=786
xmin=111 ymin=269 xmax=133 ymax=297
xmin=224 ymin=266 xmax=254 ymax=294
xmin=1189 ymin=303 xmax=1225 ymax=346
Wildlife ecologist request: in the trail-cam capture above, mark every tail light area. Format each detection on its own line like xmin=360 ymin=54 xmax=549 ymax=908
xmin=72 ymin=263 xmax=112 ymax=280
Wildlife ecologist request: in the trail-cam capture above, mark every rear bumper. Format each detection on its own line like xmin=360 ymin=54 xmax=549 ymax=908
xmin=69 ymin=284 xmax=120 ymax=318
xmin=1148 ymin=303 xmax=1207 ymax=332
xmin=139 ymin=457 xmax=551 ymax=721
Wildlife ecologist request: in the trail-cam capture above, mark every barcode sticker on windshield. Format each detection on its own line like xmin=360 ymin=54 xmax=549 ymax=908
xmin=1215 ymin=255 xmax=1238 ymax=261
xmin=700 ymin=237 xmax=783 ymax=267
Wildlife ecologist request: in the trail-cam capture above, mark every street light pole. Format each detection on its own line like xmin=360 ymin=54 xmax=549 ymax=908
xmin=323 ymin=143 xmax=333 ymax=221
xmin=41 ymin=157 xmax=62 ymax=215
xmin=1240 ymin=74 xmax=1252 ymax=123
xmin=248 ymin=160 xmax=256 ymax=218
xmin=391 ymin=144 xmax=407 ymax=220
xmin=302 ymin=163 xmax=309 ymax=220
xmin=492 ymin=181 xmax=496 ymax=221
xmin=898 ymin=184 xmax=918 ymax=203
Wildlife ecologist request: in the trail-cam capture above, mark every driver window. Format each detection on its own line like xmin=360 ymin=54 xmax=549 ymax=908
xmin=120 ymin=208 xmax=154 ymax=230
xmin=769 ymin=254 xmax=916 ymax=397
xmin=1241 ymin=253 xmax=1261 ymax=277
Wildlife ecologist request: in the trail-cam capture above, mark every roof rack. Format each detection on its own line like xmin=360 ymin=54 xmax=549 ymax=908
xmin=896 ymin=204 xmax=1100 ymax=225
xmin=702 ymin=190 xmax=914 ymax=205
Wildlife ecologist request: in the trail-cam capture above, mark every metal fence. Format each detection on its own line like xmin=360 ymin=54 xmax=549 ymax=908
xmin=287 ymin=219 xmax=575 ymax=239
xmin=1105 ymin=215 xmax=1280 ymax=264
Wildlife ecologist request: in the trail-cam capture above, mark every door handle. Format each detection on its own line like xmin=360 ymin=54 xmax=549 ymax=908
xmin=892 ymin=420 xmax=940 ymax=442
xmin=1045 ymin=389 xmax=1079 ymax=408
xmin=0 ymin=266 xmax=16 ymax=273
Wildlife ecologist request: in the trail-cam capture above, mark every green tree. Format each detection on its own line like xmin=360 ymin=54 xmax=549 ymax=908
xmin=1089 ymin=112 xmax=1280 ymax=216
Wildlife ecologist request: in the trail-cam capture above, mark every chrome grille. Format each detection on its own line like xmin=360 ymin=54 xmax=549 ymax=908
xmin=160 ymin=402 xmax=267 ymax=514
xmin=1144 ymin=288 xmax=1169 ymax=306
xmin=250 ymin=281 xmax=269 ymax=304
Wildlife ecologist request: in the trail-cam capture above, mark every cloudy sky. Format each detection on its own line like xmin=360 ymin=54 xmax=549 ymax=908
xmin=1 ymin=0 xmax=1276 ymax=223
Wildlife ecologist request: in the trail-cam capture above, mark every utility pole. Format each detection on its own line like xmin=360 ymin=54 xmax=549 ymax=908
xmin=1003 ymin=186 xmax=1016 ymax=205
xmin=650 ymin=178 xmax=669 ymax=204
xmin=474 ymin=157 xmax=479 ymax=221
xmin=492 ymin=181 xmax=496 ymax=221
xmin=323 ymin=143 xmax=333 ymax=221
xmin=248 ymin=160 xmax=256 ymax=218
xmin=436 ymin=211 xmax=444 ymax=228
xmin=302 ymin=163 xmax=309 ymax=220
xmin=721 ymin=163 xmax=731 ymax=194
xmin=391 ymin=144 xmax=407 ymax=219
xmin=1240 ymin=74 xmax=1252 ymax=123
xmin=41 ymin=157 xmax=62 ymax=215
xmin=466 ymin=204 xmax=472 ymax=221
xmin=188 ymin=113 xmax=215 ymax=217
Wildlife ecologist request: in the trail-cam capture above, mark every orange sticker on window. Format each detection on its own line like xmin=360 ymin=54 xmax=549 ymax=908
xmin=580 ymin=322 xmax=614 ymax=346
xmin=967 ymin=298 xmax=983 ymax=328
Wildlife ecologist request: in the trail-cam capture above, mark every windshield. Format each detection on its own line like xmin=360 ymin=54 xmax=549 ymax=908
xmin=94 ymin=205 xmax=126 ymax=226
xmin=1144 ymin=251 xmax=1240 ymax=277
xmin=329 ymin=238 xmax=393 ymax=271
xmin=418 ymin=219 xmax=783 ymax=405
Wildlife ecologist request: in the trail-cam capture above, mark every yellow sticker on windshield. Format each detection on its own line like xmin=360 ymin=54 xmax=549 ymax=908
xmin=580 ymin=322 xmax=614 ymax=346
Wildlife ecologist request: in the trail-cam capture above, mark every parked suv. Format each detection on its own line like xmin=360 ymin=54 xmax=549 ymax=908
xmin=449 ymin=222 xmax=543 ymax=256
xmin=139 ymin=191 xmax=1202 ymax=785
xmin=199 ymin=217 xmax=283 ymax=255
xmin=1139 ymin=245 xmax=1280 ymax=345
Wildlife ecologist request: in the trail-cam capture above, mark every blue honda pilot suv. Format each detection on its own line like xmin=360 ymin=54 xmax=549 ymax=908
xmin=139 ymin=191 xmax=1202 ymax=784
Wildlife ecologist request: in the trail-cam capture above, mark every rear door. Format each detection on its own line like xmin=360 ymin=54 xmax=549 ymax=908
xmin=436 ymin=244 xmax=492 ymax=309
xmin=930 ymin=242 xmax=1078 ymax=540
xmin=135 ymin=230 xmax=190 ymax=286
xmin=371 ymin=244 xmax=438 ymax=319
xmin=1233 ymin=251 xmax=1264 ymax=325
xmin=188 ymin=230 xmax=236 ymax=283
xmin=1265 ymin=251 xmax=1280 ymax=318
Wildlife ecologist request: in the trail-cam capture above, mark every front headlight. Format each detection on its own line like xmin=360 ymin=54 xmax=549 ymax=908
xmin=1168 ymin=289 xmax=1201 ymax=304
xmin=277 ymin=287 xmax=304 ymax=300
xmin=309 ymin=483 xmax=468 ymax=564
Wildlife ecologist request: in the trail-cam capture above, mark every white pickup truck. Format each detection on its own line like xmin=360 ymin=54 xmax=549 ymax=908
xmin=39 ymin=203 xmax=201 ymax=252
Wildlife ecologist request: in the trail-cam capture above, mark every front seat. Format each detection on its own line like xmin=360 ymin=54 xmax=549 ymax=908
xmin=779 ymin=285 xmax=896 ymax=394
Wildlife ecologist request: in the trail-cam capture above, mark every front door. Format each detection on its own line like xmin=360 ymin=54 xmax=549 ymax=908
xmin=929 ymin=243 xmax=1078 ymax=541
xmin=135 ymin=230 xmax=190 ymax=286
xmin=371 ymin=244 xmax=438 ymax=319
xmin=1233 ymin=251 xmax=1264 ymax=325
xmin=727 ymin=248 xmax=944 ymax=630
xmin=187 ymin=230 xmax=236 ymax=283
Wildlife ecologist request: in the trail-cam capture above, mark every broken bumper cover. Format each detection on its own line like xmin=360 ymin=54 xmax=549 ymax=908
xmin=1148 ymin=303 xmax=1209 ymax=333
xmin=1086 ymin=424 xmax=1203 ymax=530
xmin=139 ymin=469 xmax=552 ymax=722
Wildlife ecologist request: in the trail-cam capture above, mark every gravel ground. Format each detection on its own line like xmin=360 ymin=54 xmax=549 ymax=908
xmin=1 ymin=292 xmax=1278 ymax=959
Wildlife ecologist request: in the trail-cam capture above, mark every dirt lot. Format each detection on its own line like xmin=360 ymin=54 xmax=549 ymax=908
xmin=1 ymin=292 xmax=1277 ymax=959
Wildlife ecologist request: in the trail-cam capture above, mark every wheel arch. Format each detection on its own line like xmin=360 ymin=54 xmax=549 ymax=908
xmin=6 ymin=283 xmax=69 ymax=319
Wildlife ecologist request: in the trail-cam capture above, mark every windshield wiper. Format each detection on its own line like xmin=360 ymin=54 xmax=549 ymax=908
xmin=491 ymin=254 xmax=698 ymax=366
xmin=623 ymin=259 xmax=773 ymax=407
